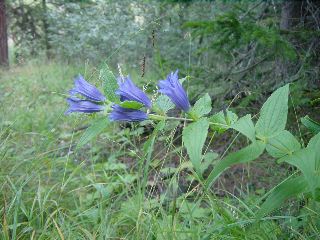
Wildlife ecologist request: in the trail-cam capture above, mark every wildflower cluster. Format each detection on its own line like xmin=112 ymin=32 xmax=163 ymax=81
xmin=65 ymin=69 xmax=190 ymax=122
xmin=64 ymin=65 xmax=320 ymax=220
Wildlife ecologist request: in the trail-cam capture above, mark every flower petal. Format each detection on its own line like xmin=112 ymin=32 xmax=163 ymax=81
xmin=70 ymin=75 xmax=106 ymax=102
xmin=65 ymin=97 xmax=104 ymax=114
xmin=157 ymin=70 xmax=190 ymax=112
xmin=116 ymin=76 xmax=151 ymax=108
xmin=109 ymin=105 xmax=147 ymax=122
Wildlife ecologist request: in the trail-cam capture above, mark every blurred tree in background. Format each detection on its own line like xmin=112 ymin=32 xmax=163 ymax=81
xmin=5 ymin=0 xmax=320 ymax=111
xmin=0 ymin=0 xmax=8 ymax=66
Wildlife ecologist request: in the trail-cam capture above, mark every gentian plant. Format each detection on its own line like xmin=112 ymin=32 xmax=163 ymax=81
xmin=66 ymin=64 xmax=320 ymax=218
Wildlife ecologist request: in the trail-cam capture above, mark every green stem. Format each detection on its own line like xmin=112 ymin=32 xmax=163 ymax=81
xmin=148 ymin=113 xmax=192 ymax=122
xmin=103 ymin=107 xmax=229 ymax=128
xmin=148 ymin=113 xmax=228 ymax=127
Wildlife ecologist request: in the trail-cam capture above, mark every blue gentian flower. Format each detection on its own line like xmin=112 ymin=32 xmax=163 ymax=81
xmin=69 ymin=75 xmax=106 ymax=102
xmin=116 ymin=76 xmax=151 ymax=108
xmin=65 ymin=97 xmax=104 ymax=114
xmin=66 ymin=75 xmax=105 ymax=114
xmin=109 ymin=105 xmax=148 ymax=122
xmin=158 ymin=70 xmax=190 ymax=112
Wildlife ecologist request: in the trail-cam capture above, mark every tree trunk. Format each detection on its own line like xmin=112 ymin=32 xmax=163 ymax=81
xmin=42 ymin=0 xmax=51 ymax=59
xmin=280 ymin=0 xmax=303 ymax=30
xmin=0 ymin=0 xmax=8 ymax=66
xmin=280 ymin=0 xmax=320 ymax=30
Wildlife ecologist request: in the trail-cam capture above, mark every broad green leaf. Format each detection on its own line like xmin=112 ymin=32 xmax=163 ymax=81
xmin=308 ymin=132 xmax=320 ymax=149
xmin=179 ymin=77 xmax=187 ymax=85
xmin=255 ymin=84 xmax=289 ymax=139
xmin=256 ymin=176 xmax=308 ymax=218
xmin=209 ymin=110 xmax=238 ymax=133
xmin=206 ymin=141 xmax=265 ymax=188
xmin=154 ymin=95 xmax=175 ymax=114
xmin=179 ymin=200 xmax=208 ymax=219
xmin=190 ymin=93 xmax=212 ymax=118
xmin=281 ymin=147 xmax=320 ymax=194
xmin=266 ymin=130 xmax=301 ymax=159
xmin=100 ymin=64 xmax=120 ymax=103
xmin=301 ymin=115 xmax=320 ymax=134
xmin=182 ymin=118 xmax=209 ymax=175
xmin=179 ymin=152 xmax=219 ymax=174
xmin=160 ymin=167 xmax=178 ymax=176
xmin=201 ymin=151 xmax=219 ymax=174
xmin=119 ymin=101 xmax=143 ymax=110
xmin=77 ymin=117 xmax=110 ymax=149
xmin=231 ymin=114 xmax=255 ymax=142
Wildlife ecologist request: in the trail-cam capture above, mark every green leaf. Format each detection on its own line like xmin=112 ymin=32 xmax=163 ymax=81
xmin=182 ymin=118 xmax=209 ymax=175
xmin=154 ymin=95 xmax=175 ymax=114
xmin=266 ymin=130 xmax=301 ymax=159
xmin=301 ymin=115 xmax=320 ymax=134
xmin=200 ymin=151 xmax=219 ymax=174
xmin=281 ymin=147 xmax=320 ymax=194
xmin=206 ymin=141 xmax=265 ymax=188
xmin=160 ymin=167 xmax=178 ymax=176
xmin=190 ymin=93 xmax=212 ymax=118
xmin=209 ymin=110 xmax=238 ymax=133
xmin=256 ymin=176 xmax=308 ymax=218
xmin=308 ymin=132 xmax=320 ymax=149
xmin=119 ymin=101 xmax=144 ymax=110
xmin=179 ymin=200 xmax=208 ymax=219
xmin=100 ymin=64 xmax=120 ymax=103
xmin=77 ymin=117 xmax=110 ymax=149
xmin=231 ymin=114 xmax=255 ymax=142
xmin=255 ymin=84 xmax=289 ymax=139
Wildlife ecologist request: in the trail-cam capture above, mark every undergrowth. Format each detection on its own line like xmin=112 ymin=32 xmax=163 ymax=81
xmin=0 ymin=60 xmax=319 ymax=240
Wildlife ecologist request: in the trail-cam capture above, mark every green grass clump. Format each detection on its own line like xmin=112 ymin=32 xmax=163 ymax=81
xmin=0 ymin=60 xmax=318 ymax=239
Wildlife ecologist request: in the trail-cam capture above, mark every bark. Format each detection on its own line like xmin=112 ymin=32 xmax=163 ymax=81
xmin=280 ymin=0 xmax=320 ymax=30
xmin=0 ymin=0 xmax=8 ymax=66
xmin=42 ymin=0 xmax=51 ymax=59
xmin=280 ymin=0 xmax=303 ymax=30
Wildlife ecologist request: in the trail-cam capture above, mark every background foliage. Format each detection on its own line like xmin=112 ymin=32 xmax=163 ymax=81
xmin=7 ymin=0 xmax=320 ymax=107
xmin=1 ymin=0 xmax=320 ymax=239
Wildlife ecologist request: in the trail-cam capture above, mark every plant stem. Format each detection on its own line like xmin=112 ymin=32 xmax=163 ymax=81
xmin=148 ymin=113 xmax=228 ymax=127
xmin=148 ymin=113 xmax=192 ymax=122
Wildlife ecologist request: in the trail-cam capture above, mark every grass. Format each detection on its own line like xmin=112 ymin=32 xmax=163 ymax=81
xmin=0 ymin=60 xmax=318 ymax=239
